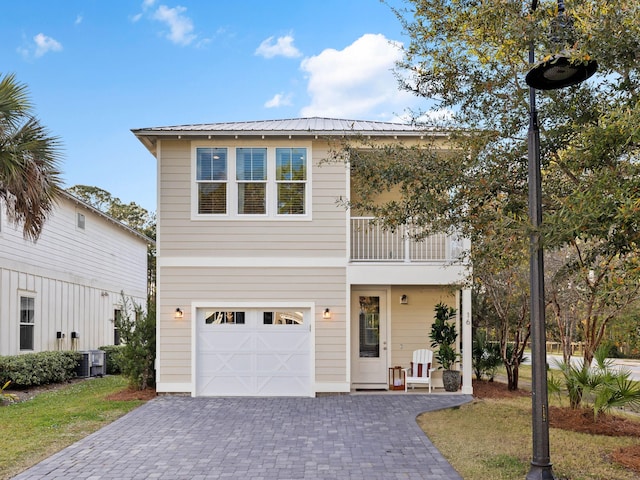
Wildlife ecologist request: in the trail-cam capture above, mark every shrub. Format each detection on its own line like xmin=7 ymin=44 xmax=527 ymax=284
xmin=0 ymin=351 xmax=81 ymax=387
xmin=116 ymin=295 xmax=156 ymax=390
xmin=429 ymin=302 xmax=459 ymax=370
xmin=98 ymin=345 xmax=125 ymax=375
xmin=472 ymin=330 xmax=503 ymax=381
xmin=550 ymin=345 xmax=640 ymax=419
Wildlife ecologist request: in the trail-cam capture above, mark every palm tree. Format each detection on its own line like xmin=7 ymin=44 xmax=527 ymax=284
xmin=0 ymin=73 xmax=63 ymax=241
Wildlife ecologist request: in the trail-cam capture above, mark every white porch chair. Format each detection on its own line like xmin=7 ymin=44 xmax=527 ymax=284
xmin=403 ymin=349 xmax=436 ymax=393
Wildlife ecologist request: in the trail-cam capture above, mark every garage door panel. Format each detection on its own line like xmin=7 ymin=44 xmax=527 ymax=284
xmin=199 ymin=352 xmax=253 ymax=373
xmin=256 ymin=376 xmax=307 ymax=396
xmin=256 ymin=353 xmax=309 ymax=374
xmin=257 ymin=331 xmax=308 ymax=350
xmin=199 ymin=374 xmax=256 ymax=396
xmin=199 ymin=331 xmax=253 ymax=351
xmin=196 ymin=309 xmax=311 ymax=397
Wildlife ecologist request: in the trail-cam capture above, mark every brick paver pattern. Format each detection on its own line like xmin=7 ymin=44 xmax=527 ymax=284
xmin=13 ymin=393 xmax=473 ymax=479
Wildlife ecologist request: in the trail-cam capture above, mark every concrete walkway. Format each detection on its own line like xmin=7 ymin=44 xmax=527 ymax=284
xmin=13 ymin=393 xmax=473 ymax=480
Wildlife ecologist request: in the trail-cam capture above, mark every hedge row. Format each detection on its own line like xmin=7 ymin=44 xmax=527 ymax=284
xmin=0 ymin=351 xmax=81 ymax=387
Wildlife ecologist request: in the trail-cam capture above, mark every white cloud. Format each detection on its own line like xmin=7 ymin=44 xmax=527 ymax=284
xmin=152 ymin=5 xmax=196 ymax=45
xmin=265 ymin=93 xmax=293 ymax=108
xmin=131 ymin=0 xmax=156 ymax=22
xmin=255 ymin=35 xmax=302 ymax=59
xmin=300 ymin=33 xmax=419 ymax=120
xmin=75 ymin=15 xmax=83 ymax=25
xmin=33 ymin=33 xmax=63 ymax=58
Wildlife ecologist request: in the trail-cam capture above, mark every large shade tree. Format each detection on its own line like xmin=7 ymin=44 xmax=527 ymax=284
xmin=334 ymin=0 xmax=640 ymax=388
xmin=0 ymin=73 xmax=63 ymax=240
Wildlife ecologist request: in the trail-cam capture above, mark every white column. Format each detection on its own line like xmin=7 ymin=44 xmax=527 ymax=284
xmin=461 ymin=288 xmax=473 ymax=394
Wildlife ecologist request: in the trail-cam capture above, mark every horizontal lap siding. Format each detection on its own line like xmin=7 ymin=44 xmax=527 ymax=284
xmin=158 ymin=140 xmax=347 ymax=258
xmin=388 ymin=285 xmax=456 ymax=369
xmin=157 ymin=138 xmax=349 ymax=389
xmin=1 ymin=196 xmax=148 ymax=295
xmin=158 ymin=266 xmax=347 ymax=386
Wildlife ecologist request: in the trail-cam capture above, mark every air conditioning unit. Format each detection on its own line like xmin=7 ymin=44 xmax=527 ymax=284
xmin=89 ymin=350 xmax=106 ymax=377
xmin=75 ymin=350 xmax=106 ymax=378
xmin=76 ymin=352 xmax=90 ymax=378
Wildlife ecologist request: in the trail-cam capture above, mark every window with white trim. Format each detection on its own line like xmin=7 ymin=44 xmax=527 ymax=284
xmin=20 ymin=296 xmax=35 ymax=350
xmin=114 ymin=309 xmax=122 ymax=345
xmin=197 ymin=147 xmax=228 ymax=214
xmin=276 ymin=148 xmax=307 ymax=215
xmin=236 ymin=148 xmax=266 ymax=214
xmin=194 ymin=145 xmax=310 ymax=218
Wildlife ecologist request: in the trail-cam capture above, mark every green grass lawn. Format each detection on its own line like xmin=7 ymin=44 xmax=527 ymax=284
xmin=419 ymin=385 xmax=640 ymax=480
xmin=0 ymin=376 xmax=147 ymax=480
xmin=452 ymin=364 xmax=640 ymax=479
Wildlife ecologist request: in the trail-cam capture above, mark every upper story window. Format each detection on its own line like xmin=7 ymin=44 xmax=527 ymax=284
xmin=193 ymin=145 xmax=310 ymax=219
xmin=197 ymin=147 xmax=227 ymax=214
xmin=276 ymin=148 xmax=306 ymax=215
xmin=237 ymin=148 xmax=266 ymax=214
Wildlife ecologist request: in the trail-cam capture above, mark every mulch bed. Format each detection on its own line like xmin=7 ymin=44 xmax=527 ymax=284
xmin=1 ymin=378 xmax=156 ymax=405
xmin=473 ymin=379 xmax=640 ymax=474
xmin=105 ymin=386 xmax=157 ymax=401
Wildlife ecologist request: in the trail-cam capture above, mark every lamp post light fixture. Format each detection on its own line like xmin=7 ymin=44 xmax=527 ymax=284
xmin=524 ymin=1 xmax=596 ymax=479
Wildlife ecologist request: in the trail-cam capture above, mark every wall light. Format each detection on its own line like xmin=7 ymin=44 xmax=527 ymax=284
xmin=400 ymin=294 xmax=408 ymax=305
xmin=322 ymin=308 xmax=331 ymax=319
xmin=175 ymin=308 xmax=184 ymax=319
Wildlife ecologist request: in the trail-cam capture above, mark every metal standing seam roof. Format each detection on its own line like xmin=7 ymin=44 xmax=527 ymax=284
xmin=132 ymin=117 xmax=438 ymax=136
xmin=132 ymin=117 xmax=445 ymax=156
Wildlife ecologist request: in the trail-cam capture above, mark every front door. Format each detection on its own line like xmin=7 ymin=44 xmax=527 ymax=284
xmin=351 ymin=290 xmax=388 ymax=388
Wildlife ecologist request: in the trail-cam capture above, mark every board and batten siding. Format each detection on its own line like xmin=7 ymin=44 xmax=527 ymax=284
xmin=0 ymin=195 xmax=149 ymax=356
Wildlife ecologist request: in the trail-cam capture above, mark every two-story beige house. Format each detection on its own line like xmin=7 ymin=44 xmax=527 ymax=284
xmin=133 ymin=117 xmax=472 ymax=397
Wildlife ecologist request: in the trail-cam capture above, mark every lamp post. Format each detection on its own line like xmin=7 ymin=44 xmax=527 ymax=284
xmin=524 ymin=1 xmax=597 ymax=479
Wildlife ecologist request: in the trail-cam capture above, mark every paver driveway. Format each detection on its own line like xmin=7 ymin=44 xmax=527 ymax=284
xmin=13 ymin=393 xmax=473 ymax=480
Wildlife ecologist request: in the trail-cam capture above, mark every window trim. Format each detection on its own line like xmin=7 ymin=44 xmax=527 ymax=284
xmin=191 ymin=141 xmax=312 ymax=221
xmin=19 ymin=294 xmax=36 ymax=351
xmin=76 ymin=211 xmax=86 ymax=231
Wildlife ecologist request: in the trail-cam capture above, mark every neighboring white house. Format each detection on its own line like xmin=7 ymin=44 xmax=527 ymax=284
xmin=133 ymin=117 xmax=472 ymax=397
xmin=0 ymin=191 xmax=150 ymax=356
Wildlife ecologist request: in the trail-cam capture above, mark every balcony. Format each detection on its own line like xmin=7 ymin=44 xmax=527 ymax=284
xmin=350 ymin=217 xmax=464 ymax=263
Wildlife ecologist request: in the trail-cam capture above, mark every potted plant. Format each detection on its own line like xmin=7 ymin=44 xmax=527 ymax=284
xmin=429 ymin=302 xmax=461 ymax=392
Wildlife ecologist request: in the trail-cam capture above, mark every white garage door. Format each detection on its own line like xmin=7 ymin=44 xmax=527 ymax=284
xmin=196 ymin=309 xmax=311 ymax=397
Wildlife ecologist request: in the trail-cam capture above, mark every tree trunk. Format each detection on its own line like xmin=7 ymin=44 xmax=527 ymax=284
xmin=505 ymin=363 xmax=520 ymax=391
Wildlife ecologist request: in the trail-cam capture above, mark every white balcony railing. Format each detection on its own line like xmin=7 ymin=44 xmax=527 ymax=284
xmin=350 ymin=217 xmax=463 ymax=263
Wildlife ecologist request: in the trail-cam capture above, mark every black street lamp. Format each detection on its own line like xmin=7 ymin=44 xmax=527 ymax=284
xmin=524 ymin=1 xmax=596 ymax=479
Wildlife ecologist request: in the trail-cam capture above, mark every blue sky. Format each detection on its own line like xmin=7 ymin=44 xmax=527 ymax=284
xmin=1 ymin=0 xmax=425 ymax=213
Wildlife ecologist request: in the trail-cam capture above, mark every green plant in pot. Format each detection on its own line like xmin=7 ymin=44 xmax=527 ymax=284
xmin=429 ymin=302 xmax=461 ymax=392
